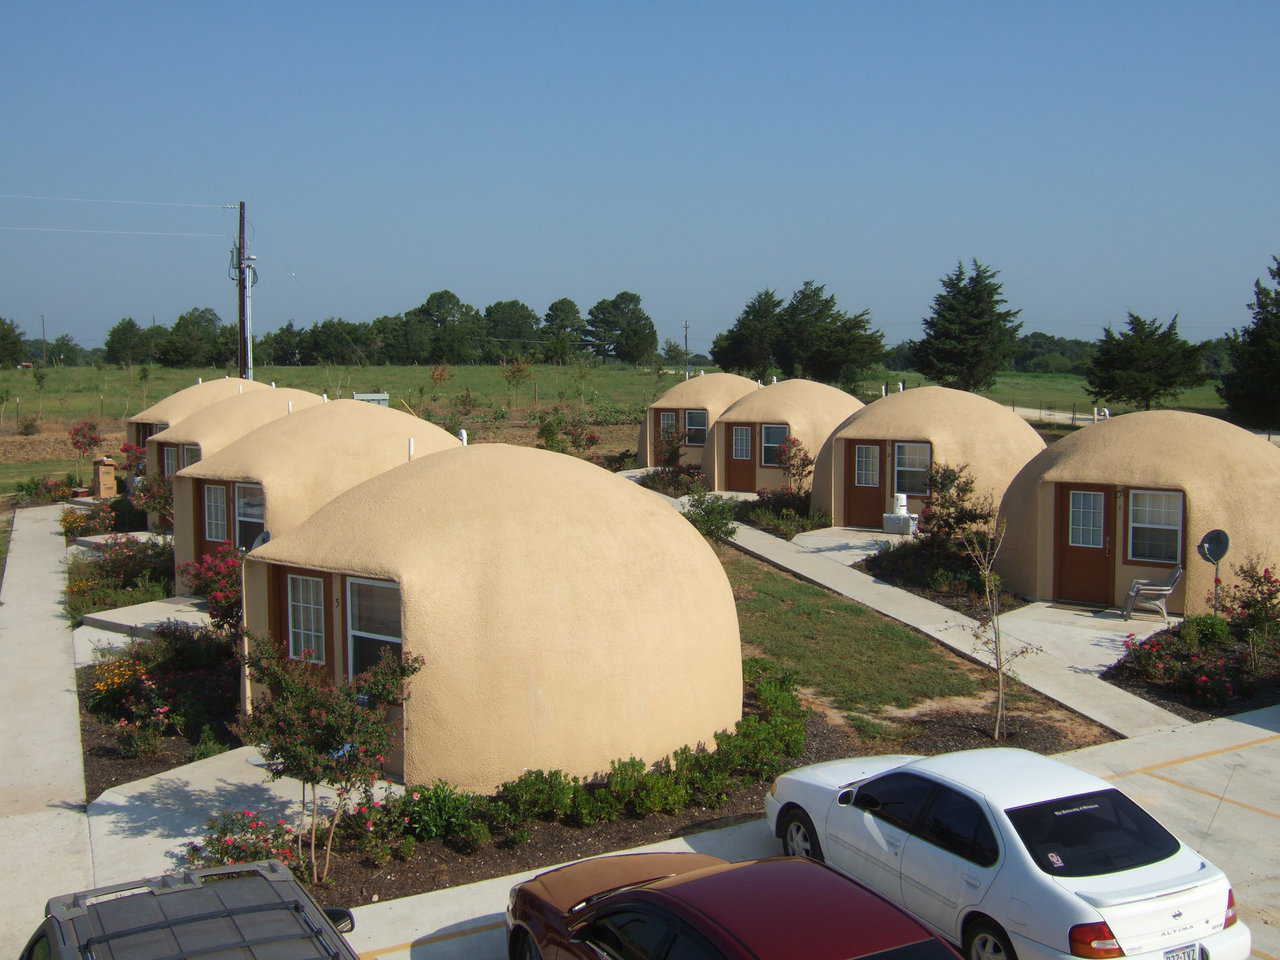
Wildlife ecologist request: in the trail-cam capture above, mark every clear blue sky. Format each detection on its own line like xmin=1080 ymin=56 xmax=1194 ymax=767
xmin=3 ymin=1 xmax=1277 ymax=354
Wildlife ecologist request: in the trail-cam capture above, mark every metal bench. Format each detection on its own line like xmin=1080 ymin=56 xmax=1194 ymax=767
xmin=1123 ymin=566 xmax=1183 ymax=622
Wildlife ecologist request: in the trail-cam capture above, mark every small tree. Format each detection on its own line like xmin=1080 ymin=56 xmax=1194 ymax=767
xmin=68 ymin=420 xmax=105 ymax=486
xmin=915 ymin=464 xmax=991 ymax=559
xmin=130 ymin=473 xmax=174 ymax=532
xmin=959 ymin=505 xmax=1038 ymax=741
xmin=916 ymin=260 xmax=1022 ymax=392
xmin=119 ymin=441 xmax=147 ymax=475
xmin=774 ymin=435 xmax=816 ymax=494
xmin=429 ymin=363 xmax=452 ymax=401
xmin=1085 ymin=313 xmax=1206 ymax=410
xmin=501 ymin=356 xmax=533 ymax=406
xmin=237 ymin=638 xmax=423 ymax=883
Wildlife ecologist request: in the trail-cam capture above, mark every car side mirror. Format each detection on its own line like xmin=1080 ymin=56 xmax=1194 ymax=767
xmin=324 ymin=908 xmax=355 ymax=934
xmin=852 ymin=792 xmax=880 ymax=812
xmin=836 ymin=789 xmax=855 ymax=806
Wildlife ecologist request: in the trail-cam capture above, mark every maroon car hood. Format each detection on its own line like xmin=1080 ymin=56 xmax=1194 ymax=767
xmin=526 ymin=852 xmax=727 ymax=913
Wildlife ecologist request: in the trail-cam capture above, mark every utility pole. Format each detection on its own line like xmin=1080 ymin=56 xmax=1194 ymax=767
xmin=683 ymin=318 xmax=690 ymax=380
xmin=41 ymin=314 xmax=47 ymax=366
xmin=236 ymin=202 xmax=249 ymax=379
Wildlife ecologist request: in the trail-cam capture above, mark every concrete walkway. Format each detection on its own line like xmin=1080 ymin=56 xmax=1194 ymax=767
xmin=0 ymin=505 xmax=93 ymax=950
xmin=726 ymin=522 xmax=1187 ymax=738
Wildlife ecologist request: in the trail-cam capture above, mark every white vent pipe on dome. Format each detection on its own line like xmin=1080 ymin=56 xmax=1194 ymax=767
xmin=408 ymin=437 xmax=415 ymax=461
xmin=881 ymin=384 xmax=886 ymax=396
xmin=772 ymin=375 xmax=778 ymax=384
xmin=197 ymin=377 xmax=203 ymax=385
xmin=322 ymin=393 xmax=328 ymax=402
xmin=897 ymin=382 xmax=904 ymax=392
xmin=287 ymin=401 xmax=293 ymax=414
xmin=458 ymin=428 xmax=468 ymax=445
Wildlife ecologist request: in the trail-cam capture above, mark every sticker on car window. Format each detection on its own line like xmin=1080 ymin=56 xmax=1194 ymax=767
xmin=1048 ymin=852 xmax=1064 ymax=868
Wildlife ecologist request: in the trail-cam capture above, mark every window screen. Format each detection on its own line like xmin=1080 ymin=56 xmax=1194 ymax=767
xmin=348 ymin=579 xmax=402 ymax=677
xmin=203 ymin=485 xmax=227 ymax=541
xmin=235 ymin=483 xmax=266 ymax=549
xmin=1129 ymin=491 xmax=1182 ymax=563
xmin=761 ymin=424 xmax=788 ymax=467
xmin=684 ymin=409 xmax=708 ymax=446
xmin=895 ymin=443 xmax=930 ymax=495
xmin=163 ymin=446 xmax=177 ymax=477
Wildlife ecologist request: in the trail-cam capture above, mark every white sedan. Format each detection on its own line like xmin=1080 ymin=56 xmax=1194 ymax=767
xmin=763 ymin=748 xmax=1250 ymax=960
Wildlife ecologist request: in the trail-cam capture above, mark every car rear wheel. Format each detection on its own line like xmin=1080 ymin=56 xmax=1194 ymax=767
xmin=514 ymin=931 xmax=543 ymax=960
xmin=965 ymin=919 xmax=1016 ymax=960
xmin=780 ymin=808 xmax=824 ymax=861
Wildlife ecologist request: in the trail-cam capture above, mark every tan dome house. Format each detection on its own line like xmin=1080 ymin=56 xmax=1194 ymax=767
xmin=171 ymin=400 xmax=461 ymax=586
xmin=639 ymin=373 xmax=759 ymax=468
xmin=998 ymin=411 xmax=1280 ymax=616
xmin=127 ymin=377 xmax=269 ymax=470
xmin=812 ymin=387 xmax=1046 ymax=528
xmin=241 ymin=444 xmax=743 ymax=789
xmin=705 ymin=379 xmax=864 ymax=492
xmin=145 ymin=387 xmax=323 ymax=478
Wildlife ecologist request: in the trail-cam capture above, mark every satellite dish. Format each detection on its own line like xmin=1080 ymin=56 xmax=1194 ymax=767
xmin=1197 ymin=529 xmax=1229 ymax=564
xmin=250 ymin=529 xmax=271 ymax=551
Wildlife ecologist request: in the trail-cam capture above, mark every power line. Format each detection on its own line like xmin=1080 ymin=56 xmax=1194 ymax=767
xmin=0 ymin=226 xmax=224 ymax=238
xmin=0 ymin=193 xmax=234 ymax=209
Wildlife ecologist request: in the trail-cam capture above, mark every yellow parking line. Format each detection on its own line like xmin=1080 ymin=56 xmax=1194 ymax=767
xmin=1251 ymin=950 xmax=1278 ymax=960
xmin=358 ymin=919 xmax=506 ymax=959
xmin=1140 ymin=771 xmax=1280 ymax=821
xmin=1111 ymin=733 xmax=1280 ymax=779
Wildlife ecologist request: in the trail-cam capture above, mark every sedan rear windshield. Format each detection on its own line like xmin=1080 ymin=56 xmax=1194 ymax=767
xmin=1005 ymin=789 xmax=1179 ymax=878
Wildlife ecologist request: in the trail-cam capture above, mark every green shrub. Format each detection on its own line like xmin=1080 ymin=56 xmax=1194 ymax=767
xmin=684 ymin=487 xmax=738 ymax=540
xmin=496 ymin=769 xmax=577 ymax=822
xmin=633 ymin=769 xmax=691 ymax=816
xmin=1179 ymin=615 xmax=1230 ymax=647
xmin=18 ymin=416 xmax=39 ymax=436
xmin=401 ymin=781 xmax=479 ymax=841
xmin=566 ymin=784 xmax=621 ymax=826
xmin=672 ymin=745 xmax=733 ymax=807
xmin=605 ymin=757 xmax=648 ymax=809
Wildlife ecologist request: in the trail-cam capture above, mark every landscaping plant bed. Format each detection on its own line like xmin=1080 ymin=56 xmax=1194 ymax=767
xmin=853 ymin=556 xmax=1027 ymax=618
xmin=78 ymin=701 xmax=221 ymax=802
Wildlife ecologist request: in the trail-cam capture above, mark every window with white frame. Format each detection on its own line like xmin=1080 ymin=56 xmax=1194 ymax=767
xmin=658 ymin=411 xmax=677 ymax=437
xmin=684 ymin=409 xmax=708 ymax=446
xmin=182 ymin=444 xmax=201 ymax=467
xmin=235 ymin=483 xmax=265 ymax=549
xmin=288 ymin=574 xmax=325 ymax=663
xmin=347 ymin=578 xmax=402 ymax=678
xmin=203 ymin=485 xmax=227 ymax=541
xmin=894 ymin=442 xmax=931 ymax=495
xmin=1128 ymin=490 xmax=1183 ymax=564
xmin=761 ymin=424 xmax=788 ymax=467
xmin=731 ymin=426 xmax=751 ymax=460
xmin=855 ymin=445 xmax=880 ymax=487
xmin=1069 ymin=491 xmax=1105 ymax=547
xmin=162 ymin=446 xmax=177 ymax=477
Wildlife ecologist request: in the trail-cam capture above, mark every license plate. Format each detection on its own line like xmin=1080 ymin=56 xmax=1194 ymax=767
xmin=1164 ymin=944 xmax=1197 ymax=960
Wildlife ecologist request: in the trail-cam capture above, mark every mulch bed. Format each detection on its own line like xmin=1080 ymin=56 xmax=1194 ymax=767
xmin=852 ymin=558 xmax=1027 ymax=618
xmin=1101 ymin=651 xmax=1280 ymax=724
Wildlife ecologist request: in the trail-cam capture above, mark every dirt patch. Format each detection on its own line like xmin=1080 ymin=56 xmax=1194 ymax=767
xmin=0 ymin=430 xmax=125 ymax=464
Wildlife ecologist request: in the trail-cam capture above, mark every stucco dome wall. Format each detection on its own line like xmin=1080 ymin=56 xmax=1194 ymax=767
xmin=145 ymin=388 xmax=323 ymax=467
xmin=127 ymin=377 xmax=268 ymax=443
xmin=176 ymin=399 xmax=461 ymax=535
xmin=638 ymin=373 xmax=760 ymax=467
xmin=247 ymin=444 xmax=743 ymax=792
xmin=997 ymin=411 xmax=1280 ymax=615
xmin=811 ymin=387 xmax=1046 ymax=524
xmin=704 ymin=379 xmax=863 ymax=490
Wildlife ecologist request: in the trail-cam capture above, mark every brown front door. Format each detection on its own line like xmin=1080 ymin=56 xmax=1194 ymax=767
xmin=1055 ymin=483 xmax=1116 ymax=605
xmin=724 ymin=423 xmax=756 ymax=492
xmin=844 ymin=440 xmax=885 ymax=527
xmin=653 ymin=408 xmax=679 ymax=465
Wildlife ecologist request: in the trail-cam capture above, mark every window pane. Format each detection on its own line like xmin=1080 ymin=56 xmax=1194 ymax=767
xmin=163 ymin=447 xmax=177 ymax=476
xmin=896 ymin=442 xmax=930 ymax=470
xmin=352 ymin=635 xmax=401 ymax=675
xmin=659 ymin=411 xmax=676 ymax=432
xmin=204 ymin=486 xmax=227 ymax=541
xmin=288 ymin=575 xmax=325 ymax=663
xmin=1006 ymin=788 xmax=1178 ymax=877
xmin=684 ymin=410 xmax=707 ymax=446
xmin=1131 ymin=526 xmax=1178 ymax=563
xmin=920 ymin=787 xmax=997 ymax=866
xmin=236 ymin=484 xmax=265 ymax=521
xmin=894 ymin=443 xmax=930 ymax=495
xmin=1069 ymin=491 xmax=1104 ymax=548
xmin=855 ymin=446 xmax=879 ymax=487
xmin=182 ymin=444 xmax=201 ymax=467
xmin=856 ymin=772 xmax=932 ymax=831
xmin=732 ymin=426 xmax=751 ymax=460
xmin=1132 ymin=491 xmax=1180 ymax=527
xmin=762 ymin=425 xmax=788 ymax=446
xmin=350 ymin=580 xmax=401 ymax=638
xmin=761 ymin=425 xmax=788 ymax=467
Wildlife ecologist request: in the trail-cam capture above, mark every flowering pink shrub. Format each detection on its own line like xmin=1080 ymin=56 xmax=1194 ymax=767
xmin=186 ymin=810 xmax=297 ymax=868
xmin=179 ymin=543 xmax=243 ymax=630
xmin=130 ymin=473 xmax=174 ymax=531
xmin=119 ymin=441 xmax=147 ymax=475
xmin=1122 ymin=630 xmax=1250 ymax=706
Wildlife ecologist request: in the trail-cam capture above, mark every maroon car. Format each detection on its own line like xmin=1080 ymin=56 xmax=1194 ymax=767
xmin=506 ymin=851 xmax=965 ymax=960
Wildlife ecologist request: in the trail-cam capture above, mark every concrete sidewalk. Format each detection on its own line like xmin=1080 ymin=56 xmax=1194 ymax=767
xmin=0 ymin=505 xmax=93 ymax=950
xmin=726 ymin=522 xmax=1187 ymax=738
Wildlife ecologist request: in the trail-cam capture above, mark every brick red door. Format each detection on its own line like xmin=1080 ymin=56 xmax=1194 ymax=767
xmin=724 ymin=423 xmax=756 ymax=492
xmin=1054 ymin=484 xmax=1115 ymax=605
xmin=844 ymin=440 xmax=885 ymax=527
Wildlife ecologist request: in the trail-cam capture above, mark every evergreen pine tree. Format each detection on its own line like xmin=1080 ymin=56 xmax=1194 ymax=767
xmin=916 ymin=260 xmax=1022 ymax=392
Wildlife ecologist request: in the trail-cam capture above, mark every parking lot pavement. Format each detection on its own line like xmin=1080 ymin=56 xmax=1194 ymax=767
xmin=1064 ymin=705 xmax=1280 ymax=960
xmin=344 ymin=818 xmax=777 ymax=959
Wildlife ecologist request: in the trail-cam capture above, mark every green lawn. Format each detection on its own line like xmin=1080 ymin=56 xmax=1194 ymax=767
xmin=0 ymin=458 xmax=77 ymax=491
xmin=721 ymin=546 xmax=978 ymax=713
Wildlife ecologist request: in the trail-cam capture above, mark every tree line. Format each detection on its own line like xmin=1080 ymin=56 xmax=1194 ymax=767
xmin=709 ymin=256 xmax=1280 ymax=428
